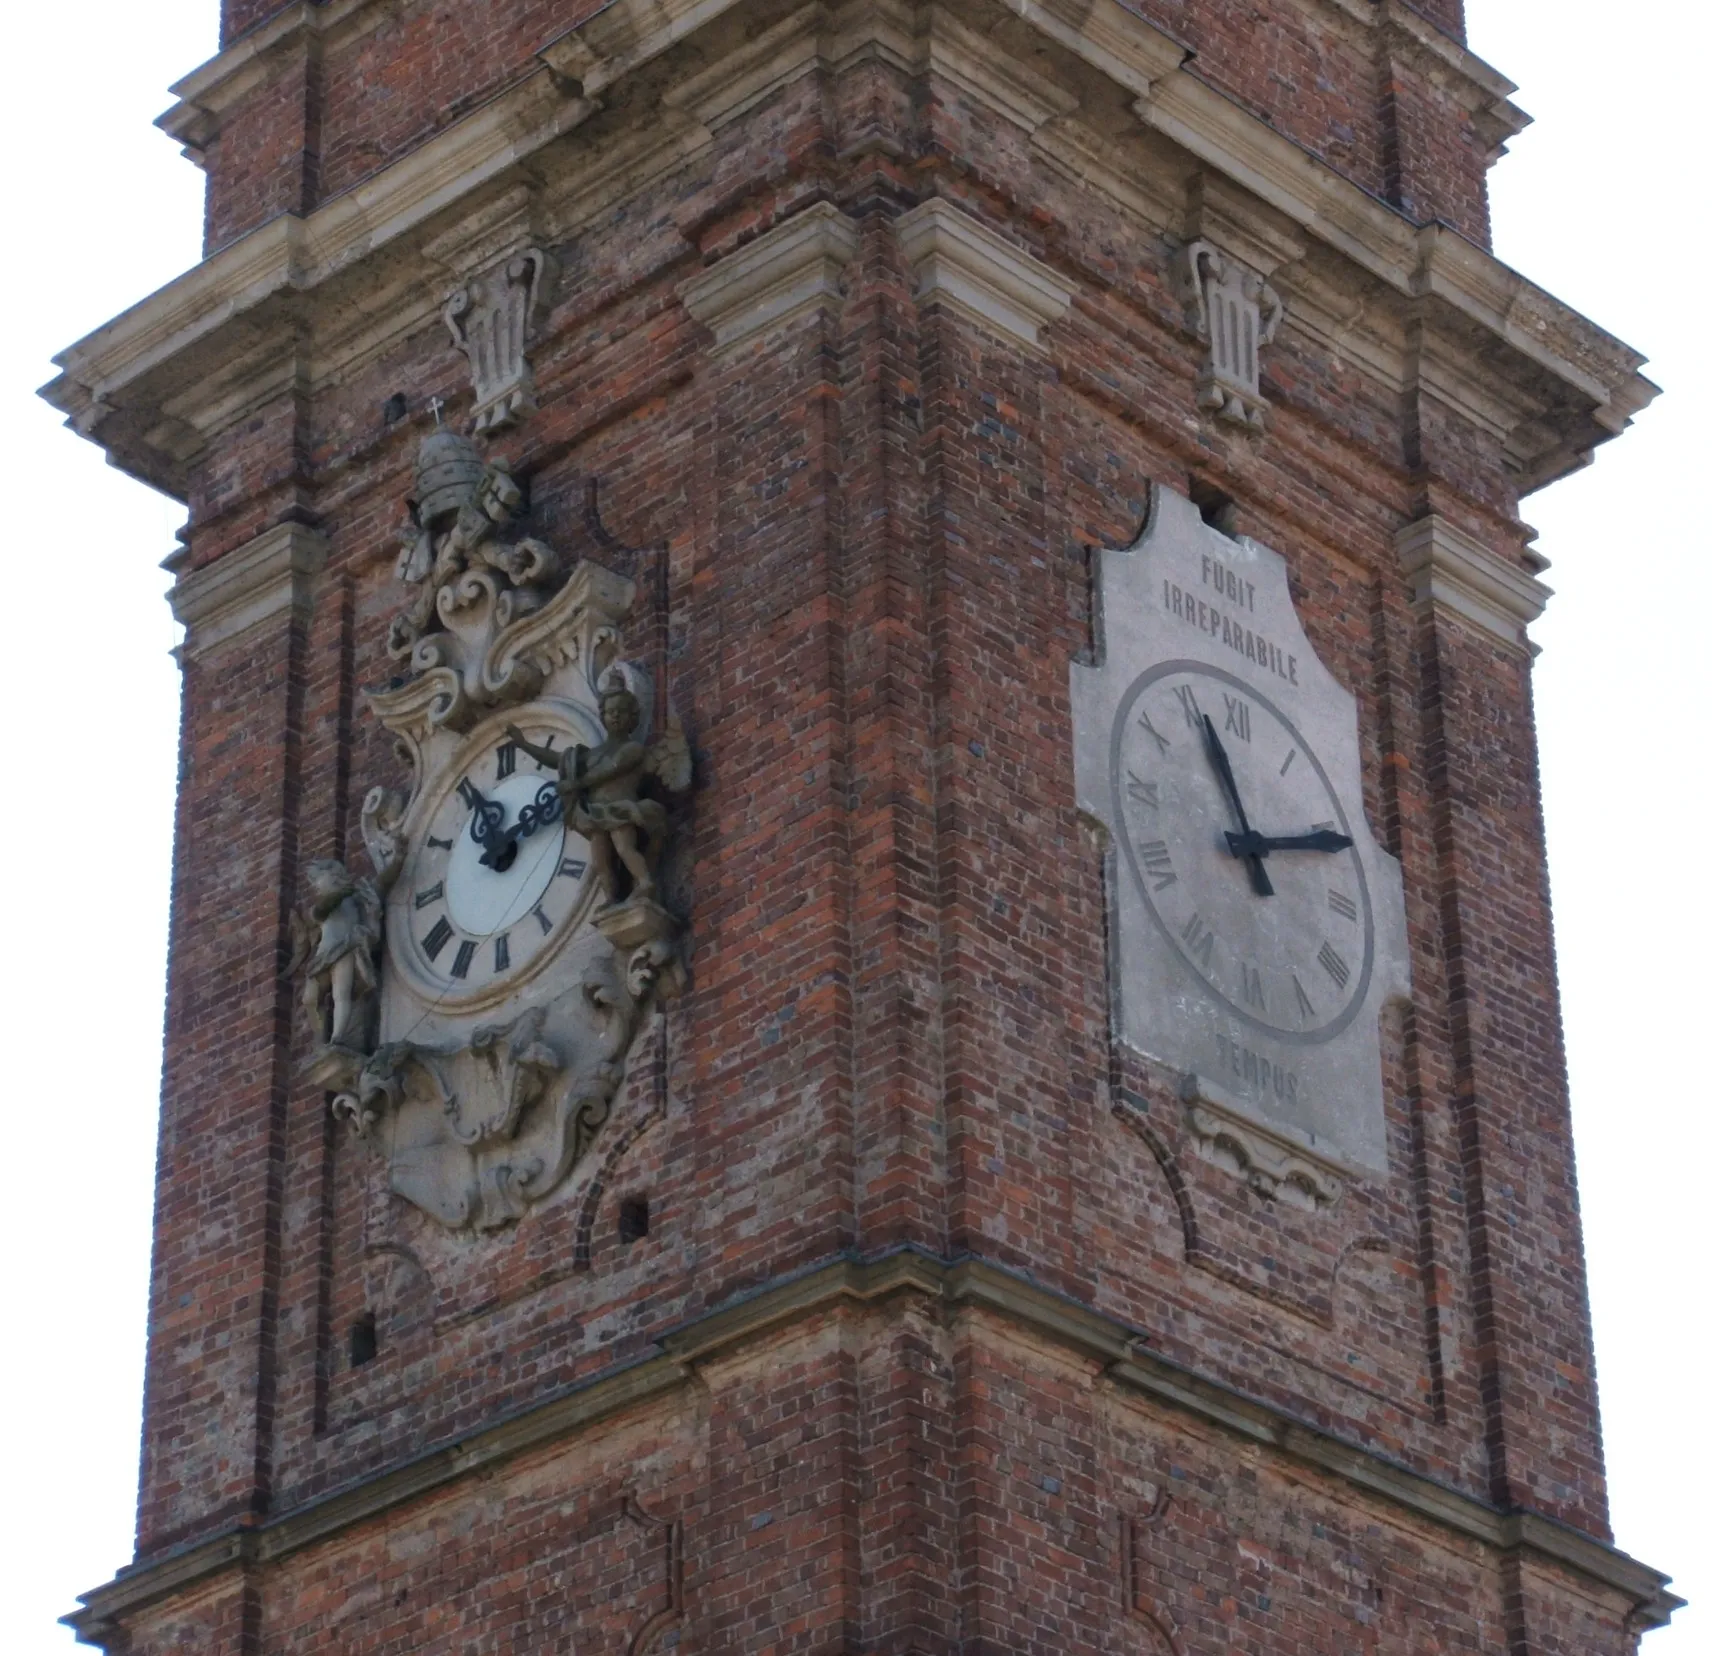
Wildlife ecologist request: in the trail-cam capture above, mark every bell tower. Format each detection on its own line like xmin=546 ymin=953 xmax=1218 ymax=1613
xmin=47 ymin=0 xmax=1681 ymax=1649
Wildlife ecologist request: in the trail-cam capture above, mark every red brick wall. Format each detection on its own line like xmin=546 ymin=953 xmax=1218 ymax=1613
xmin=201 ymin=0 xmax=1494 ymax=253
xmin=121 ymin=4 xmax=1627 ymax=1649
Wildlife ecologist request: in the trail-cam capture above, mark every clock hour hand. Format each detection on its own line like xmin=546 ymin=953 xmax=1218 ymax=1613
xmin=1199 ymin=714 xmax=1274 ymax=897
xmin=475 ymin=781 xmax=564 ymax=872
xmin=462 ymin=783 xmax=509 ymax=862
xmin=1225 ymin=827 xmax=1354 ymax=859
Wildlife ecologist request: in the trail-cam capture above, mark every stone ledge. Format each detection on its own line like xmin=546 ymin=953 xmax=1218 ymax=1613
xmin=680 ymin=203 xmax=861 ymax=354
xmin=167 ymin=522 xmax=328 ymax=658
xmin=61 ymin=1248 xmax=1682 ymax=1645
xmin=1181 ymin=1074 xmax=1363 ymax=1211
xmin=45 ymin=0 xmax=1654 ymax=501
xmin=896 ymin=197 xmax=1076 ymax=350
xmin=1395 ymin=513 xmax=1552 ymax=648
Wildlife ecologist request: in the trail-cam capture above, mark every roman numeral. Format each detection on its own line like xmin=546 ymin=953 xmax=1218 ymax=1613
xmin=1222 ymin=694 xmax=1251 ymax=742
xmin=531 ymin=905 xmax=553 ymax=935
xmin=559 ymin=857 xmax=587 ymax=880
xmin=493 ymin=933 xmax=511 ymax=973
xmin=1173 ymin=684 xmax=1202 ymax=728
xmin=427 ymin=835 xmax=453 ymax=851
xmin=1136 ymin=711 xmax=1171 ymax=755
xmin=1181 ymin=911 xmax=1215 ymax=968
xmin=1293 ymin=974 xmax=1316 ymax=1019
xmin=422 ymin=917 xmax=454 ymax=961
xmin=450 ymin=939 xmax=477 ymax=980
xmin=1136 ymin=840 xmax=1177 ymax=892
xmin=413 ymin=881 xmax=444 ymax=910
xmin=1240 ymin=962 xmax=1265 ymax=1010
xmin=457 ymin=777 xmax=483 ymax=811
xmin=1279 ymin=748 xmax=1297 ymax=777
xmin=496 ymin=742 xmax=517 ymax=779
xmin=1125 ymin=771 xmax=1159 ymax=811
xmin=1328 ymin=888 xmax=1358 ymax=922
xmin=1318 ymin=940 xmax=1351 ymax=991
xmin=531 ymin=733 xmax=557 ymax=769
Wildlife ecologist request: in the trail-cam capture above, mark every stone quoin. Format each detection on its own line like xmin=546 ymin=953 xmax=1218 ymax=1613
xmin=43 ymin=0 xmax=1679 ymax=1649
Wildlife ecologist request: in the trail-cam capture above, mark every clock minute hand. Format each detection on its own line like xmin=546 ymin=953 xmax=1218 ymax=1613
xmin=476 ymin=781 xmax=564 ymax=871
xmin=1226 ymin=827 xmax=1355 ymax=858
xmin=1200 ymin=714 xmax=1274 ymax=898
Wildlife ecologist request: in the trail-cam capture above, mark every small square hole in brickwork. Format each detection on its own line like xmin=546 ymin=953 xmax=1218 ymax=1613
xmin=1189 ymin=478 xmax=1238 ymax=537
xmin=618 ymin=1196 xmax=650 ymax=1244
xmin=349 ymin=1310 xmax=378 ymax=1368
xmin=382 ymin=392 xmax=408 ymax=425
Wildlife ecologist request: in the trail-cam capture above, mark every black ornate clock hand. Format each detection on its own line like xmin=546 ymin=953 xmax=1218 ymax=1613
xmin=475 ymin=781 xmax=564 ymax=872
xmin=1200 ymin=713 xmax=1274 ymax=897
xmin=1225 ymin=827 xmax=1354 ymax=858
xmin=461 ymin=781 xmax=509 ymax=860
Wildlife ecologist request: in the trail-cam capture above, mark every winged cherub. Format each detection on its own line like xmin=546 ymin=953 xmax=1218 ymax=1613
xmin=286 ymin=860 xmax=386 ymax=1051
xmin=285 ymin=790 xmax=406 ymax=1053
xmin=506 ymin=682 xmax=690 ymax=907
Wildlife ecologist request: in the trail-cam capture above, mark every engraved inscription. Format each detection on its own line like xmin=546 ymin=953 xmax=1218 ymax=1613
xmin=1137 ymin=840 xmax=1178 ymax=892
xmin=1182 ymin=911 xmax=1215 ymax=968
xmin=1317 ymin=940 xmax=1351 ymax=990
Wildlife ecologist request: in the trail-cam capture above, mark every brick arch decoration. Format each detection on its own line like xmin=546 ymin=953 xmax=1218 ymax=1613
xmin=623 ymin=1494 xmax=684 ymax=1655
xmin=1123 ymin=1493 xmax=1186 ymax=1656
xmin=573 ymin=1029 xmax=668 ymax=1271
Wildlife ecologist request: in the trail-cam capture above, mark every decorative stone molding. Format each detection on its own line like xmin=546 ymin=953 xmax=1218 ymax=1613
xmin=680 ymin=204 xmax=860 ymax=353
xmin=444 ymin=246 xmax=557 ymax=433
xmin=895 ymin=198 xmax=1075 ymax=350
xmin=1181 ymin=1074 xmax=1358 ymax=1211
xmin=1395 ymin=514 xmax=1551 ymax=648
xmin=167 ymin=522 xmax=326 ymax=658
xmin=293 ymin=426 xmax=691 ymax=1233
xmin=58 ymin=1251 xmax=1686 ymax=1646
xmin=1173 ymin=240 xmax=1284 ymax=432
xmin=47 ymin=0 xmax=1654 ymax=501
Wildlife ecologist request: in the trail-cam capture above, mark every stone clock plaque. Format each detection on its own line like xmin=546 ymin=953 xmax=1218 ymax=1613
xmin=1073 ymin=487 xmax=1409 ymax=1202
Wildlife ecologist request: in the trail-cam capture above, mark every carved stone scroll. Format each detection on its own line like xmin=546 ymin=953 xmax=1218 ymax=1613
xmin=1174 ymin=239 xmax=1283 ymax=432
xmin=444 ymin=247 xmax=557 ymax=434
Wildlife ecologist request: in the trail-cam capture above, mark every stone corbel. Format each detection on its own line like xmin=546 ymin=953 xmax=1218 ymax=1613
xmin=895 ymin=199 xmax=1075 ymax=351
xmin=1180 ymin=1074 xmax=1357 ymax=1212
xmin=1174 ymin=240 xmax=1284 ymax=433
xmin=1395 ymin=515 xmax=1551 ymax=650
xmin=167 ymin=522 xmax=327 ymax=659
xmin=681 ymin=204 xmax=861 ymax=355
xmin=443 ymin=245 xmax=558 ymax=434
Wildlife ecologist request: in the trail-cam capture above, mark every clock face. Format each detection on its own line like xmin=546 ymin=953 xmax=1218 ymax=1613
xmin=1109 ymin=659 xmax=1375 ymax=1044
xmin=395 ymin=716 xmax=598 ymax=1005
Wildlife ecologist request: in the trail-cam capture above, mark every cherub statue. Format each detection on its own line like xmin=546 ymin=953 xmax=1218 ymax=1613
xmin=506 ymin=681 xmax=691 ymax=907
xmin=287 ymin=789 xmax=407 ymax=1053
xmin=388 ymin=427 xmax=559 ymax=658
xmin=286 ymin=860 xmax=387 ymax=1051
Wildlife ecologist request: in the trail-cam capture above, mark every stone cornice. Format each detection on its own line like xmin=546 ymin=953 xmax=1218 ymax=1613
xmin=43 ymin=0 xmax=1653 ymax=502
xmin=167 ymin=521 xmax=328 ymax=657
xmin=61 ymin=1248 xmax=1681 ymax=1646
xmin=1395 ymin=513 xmax=1552 ymax=648
xmin=680 ymin=202 xmax=862 ymax=352
xmin=896 ymin=198 xmax=1076 ymax=349
xmin=159 ymin=0 xmax=412 ymax=162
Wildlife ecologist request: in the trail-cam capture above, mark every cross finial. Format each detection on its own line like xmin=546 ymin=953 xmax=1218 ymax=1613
xmin=427 ymin=395 xmax=445 ymax=427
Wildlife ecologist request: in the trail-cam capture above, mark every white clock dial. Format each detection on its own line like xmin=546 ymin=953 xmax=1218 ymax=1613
xmin=1110 ymin=660 xmax=1375 ymax=1043
xmin=395 ymin=718 xmax=597 ymax=1004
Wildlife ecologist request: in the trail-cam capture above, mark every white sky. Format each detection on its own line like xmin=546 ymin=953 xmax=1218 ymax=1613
xmin=0 ymin=1 xmax=1702 ymax=1649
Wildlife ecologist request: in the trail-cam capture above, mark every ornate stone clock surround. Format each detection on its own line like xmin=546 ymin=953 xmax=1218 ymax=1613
xmin=290 ymin=417 xmax=689 ymax=1234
